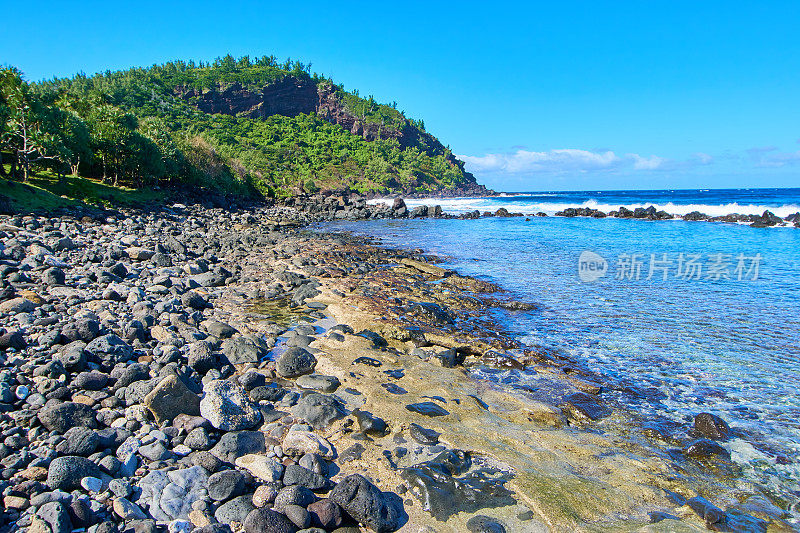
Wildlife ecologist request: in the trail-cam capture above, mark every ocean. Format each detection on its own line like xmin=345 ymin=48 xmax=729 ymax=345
xmin=323 ymin=188 xmax=800 ymax=503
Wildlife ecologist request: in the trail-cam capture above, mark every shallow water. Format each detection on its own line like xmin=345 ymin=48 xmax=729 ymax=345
xmin=321 ymin=214 xmax=800 ymax=501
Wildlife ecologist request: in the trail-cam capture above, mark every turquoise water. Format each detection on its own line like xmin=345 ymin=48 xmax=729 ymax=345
xmin=323 ymin=211 xmax=800 ymax=500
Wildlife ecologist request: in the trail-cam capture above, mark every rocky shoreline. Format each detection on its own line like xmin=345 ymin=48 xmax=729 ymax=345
xmin=281 ymin=192 xmax=800 ymax=228
xmin=0 ymin=199 xmax=796 ymax=533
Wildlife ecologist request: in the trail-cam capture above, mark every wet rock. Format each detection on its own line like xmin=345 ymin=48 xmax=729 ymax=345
xmin=561 ymin=392 xmax=611 ymax=421
xmin=291 ymin=393 xmax=345 ymax=429
xmin=694 ymin=412 xmax=731 ymax=440
xmin=687 ymin=496 xmax=727 ymax=530
xmin=200 ymin=379 xmax=262 ymax=431
xmin=683 ymin=439 xmax=731 ymax=461
xmin=399 ymin=450 xmax=513 ymax=521
xmin=649 ymin=511 xmax=680 ymax=523
xmin=356 ymin=330 xmax=388 ymax=348
xmin=481 ymin=351 xmax=524 ymax=370
xmin=353 ymin=356 xmax=382 ymax=367
xmin=405 ymin=402 xmax=449 ymax=417
xmin=329 ymin=474 xmax=403 ymax=533
xmin=243 ymin=507 xmax=298 ymax=533
xmin=466 ymin=515 xmax=507 ymax=533
xmin=144 ymin=374 xmax=201 ymax=424
xmin=381 ymin=383 xmax=407 ymax=395
xmin=409 ymin=424 xmax=440 ymax=445
xmin=276 ymin=346 xmax=317 ymax=378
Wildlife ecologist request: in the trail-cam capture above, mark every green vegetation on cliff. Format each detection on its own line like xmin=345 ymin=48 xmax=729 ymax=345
xmin=0 ymin=55 xmax=480 ymax=198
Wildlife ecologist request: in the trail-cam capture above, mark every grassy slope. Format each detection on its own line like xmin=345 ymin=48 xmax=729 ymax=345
xmin=0 ymin=166 xmax=167 ymax=213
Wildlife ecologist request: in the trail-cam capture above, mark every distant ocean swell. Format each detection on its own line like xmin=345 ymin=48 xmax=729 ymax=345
xmin=369 ymin=197 xmax=800 ymax=218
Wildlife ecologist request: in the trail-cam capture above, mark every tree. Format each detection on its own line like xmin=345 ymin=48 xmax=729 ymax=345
xmin=0 ymin=68 xmax=60 ymax=181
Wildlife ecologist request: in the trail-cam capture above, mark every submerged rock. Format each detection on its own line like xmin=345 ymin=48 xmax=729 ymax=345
xmin=694 ymin=412 xmax=731 ymax=440
xmin=561 ymin=392 xmax=611 ymax=421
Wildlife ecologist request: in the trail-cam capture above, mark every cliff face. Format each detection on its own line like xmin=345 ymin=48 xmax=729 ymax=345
xmin=176 ymin=77 xmax=476 ymax=179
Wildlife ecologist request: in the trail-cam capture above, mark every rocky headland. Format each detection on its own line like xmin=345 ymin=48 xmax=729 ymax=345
xmin=0 ymin=196 xmax=796 ymax=533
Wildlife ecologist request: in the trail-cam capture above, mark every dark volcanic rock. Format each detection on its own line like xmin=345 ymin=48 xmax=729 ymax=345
xmin=39 ymin=402 xmax=97 ymax=433
xmin=405 ymin=402 xmax=449 ymax=417
xmin=276 ymin=346 xmax=317 ymax=378
xmin=329 ymin=474 xmax=403 ymax=533
xmin=400 ymin=451 xmax=513 ymax=522
xmin=243 ymin=507 xmax=298 ymax=533
xmin=282 ymin=464 xmax=334 ymax=491
xmin=291 ymin=393 xmax=345 ymax=429
xmin=409 ymin=423 xmax=440 ymax=445
xmin=467 ymin=515 xmax=507 ymax=533
xmin=561 ymin=392 xmax=611 ymax=421
xmin=210 ymin=431 xmax=267 ymax=464
xmin=353 ymin=356 xmax=382 ymax=367
xmin=683 ymin=439 xmax=731 ymax=461
xmin=47 ymin=456 xmax=101 ymax=490
xmin=307 ymin=498 xmax=344 ymax=529
xmin=207 ymin=470 xmax=246 ymax=501
xmin=694 ymin=412 xmax=731 ymax=440
xmin=222 ymin=335 xmax=269 ymax=364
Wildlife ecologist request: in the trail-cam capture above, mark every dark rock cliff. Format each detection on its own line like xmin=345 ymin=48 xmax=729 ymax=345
xmin=175 ymin=77 xmax=485 ymax=193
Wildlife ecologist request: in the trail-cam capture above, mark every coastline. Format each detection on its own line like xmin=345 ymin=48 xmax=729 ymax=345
xmin=0 ymin=198 xmax=795 ymax=533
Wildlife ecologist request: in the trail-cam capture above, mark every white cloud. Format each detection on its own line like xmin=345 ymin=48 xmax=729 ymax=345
xmin=458 ymin=148 xmax=670 ymax=174
xmin=629 ymin=154 xmax=665 ymax=170
xmin=746 ymin=146 xmax=800 ymax=168
xmin=693 ymin=152 xmax=713 ymax=165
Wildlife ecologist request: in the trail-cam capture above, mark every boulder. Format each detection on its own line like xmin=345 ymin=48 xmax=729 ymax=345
xmin=144 ymin=375 xmax=201 ymax=425
xmin=329 ymin=474 xmax=402 ymax=532
xmin=200 ymin=379 xmax=262 ymax=431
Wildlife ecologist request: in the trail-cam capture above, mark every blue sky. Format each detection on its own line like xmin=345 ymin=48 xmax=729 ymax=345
xmin=3 ymin=0 xmax=800 ymax=191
